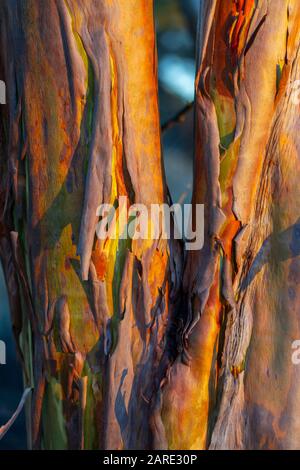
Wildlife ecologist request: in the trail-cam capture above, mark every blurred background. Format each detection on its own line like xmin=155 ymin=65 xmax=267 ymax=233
xmin=0 ymin=0 xmax=197 ymax=450
xmin=155 ymin=0 xmax=196 ymax=206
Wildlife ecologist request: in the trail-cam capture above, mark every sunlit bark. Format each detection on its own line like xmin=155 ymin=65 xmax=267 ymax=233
xmin=1 ymin=0 xmax=300 ymax=452
xmin=161 ymin=0 xmax=300 ymax=450
xmin=0 ymin=0 xmax=182 ymax=450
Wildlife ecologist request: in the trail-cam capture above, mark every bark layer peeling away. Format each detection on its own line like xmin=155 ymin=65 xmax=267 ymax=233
xmin=160 ymin=0 xmax=300 ymax=450
xmin=0 ymin=0 xmax=182 ymax=450
xmin=1 ymin=0 xmax=300 ymax=450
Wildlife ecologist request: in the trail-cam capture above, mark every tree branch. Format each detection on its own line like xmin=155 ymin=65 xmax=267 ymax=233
xmin=161 ymin=101 xmax=194 ymax=133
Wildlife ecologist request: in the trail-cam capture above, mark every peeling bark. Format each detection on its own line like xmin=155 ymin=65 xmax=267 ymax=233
xmin=1 ymin=0 xmax=300 ymax=451
xmin=161 ymin=0 xmax=300 ymax=450
xmin=0 ymin=0 xmax=182 ymax=450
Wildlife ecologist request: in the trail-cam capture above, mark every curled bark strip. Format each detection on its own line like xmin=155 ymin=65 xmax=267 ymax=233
xmin=0 ymin=388 xmax=32 ymax=441
xmin=56 ymin=295 xmax=75 ymax=354
xmin=119 ymin=250 xmax=134 ymax=320
xmin=10 ymin=231 xmax=38 ymax=333
xmin=78 ymin=28 xmax=113 ymax=281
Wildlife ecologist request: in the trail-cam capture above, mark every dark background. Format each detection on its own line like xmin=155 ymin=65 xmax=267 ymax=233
xmin=0 ymin=0 xmax=197 ymax=450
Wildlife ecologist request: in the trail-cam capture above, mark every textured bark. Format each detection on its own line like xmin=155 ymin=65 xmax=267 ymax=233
xmin=0 ymin=0 xmax=182 ymax=450
xmin=1 ymin=0 xmax=300 ymax=451
xmin=161 ymin=0 xmax=300 ymax=450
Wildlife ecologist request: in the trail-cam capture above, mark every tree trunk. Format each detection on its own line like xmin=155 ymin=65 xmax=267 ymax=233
xmin=161 ymin=0 xmax=300 ymax=450
xmin=0 ymin=0 xmax=182 ymax=450
xmin=1 ymin=0 xmax=300 ymax=451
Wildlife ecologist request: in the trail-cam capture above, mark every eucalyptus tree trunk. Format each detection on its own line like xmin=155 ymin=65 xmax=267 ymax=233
xmin=161 ymin=0 xmax=300 ymax=450
xmin=1 ymin=0 xmax=300 ymax=452
xmin=0 ymin=0 xmax=181 ymax=450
